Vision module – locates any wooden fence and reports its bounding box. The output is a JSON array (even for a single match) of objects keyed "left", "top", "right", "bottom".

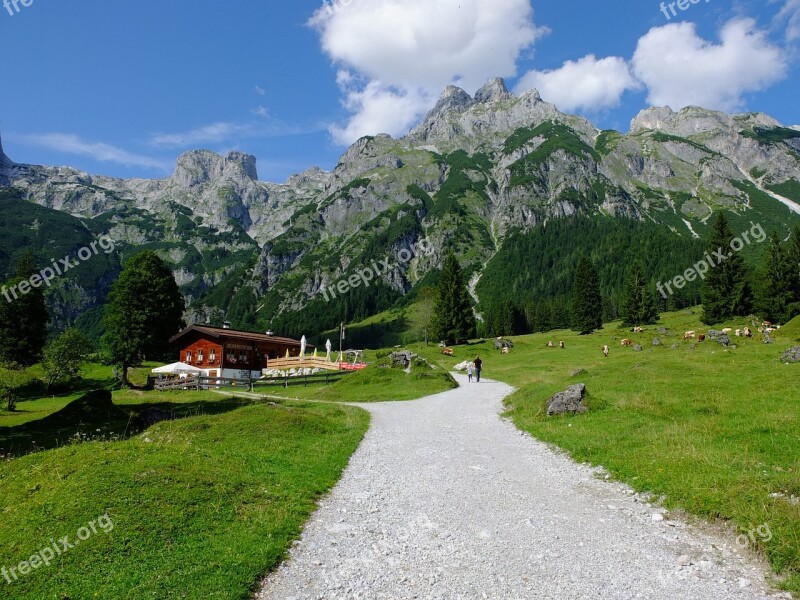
[{"left": 152, "top": 370, "right": 351, "bottom": 392}]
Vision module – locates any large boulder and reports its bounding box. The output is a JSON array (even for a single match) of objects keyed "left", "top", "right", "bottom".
[
  {"left": 494, "top": 338, "right": 514, "bottom": 349},
  {"left": 389, "top": 350, "right": 417, "bottom": 368},
  {"left": 546, "top": 384, "right": 588, "bottom": 416},
  {"left": 782, "top": 347, "right": 800, "bottom": 363},
  {"left": 707, "top": 330, "right": 731, "bottom": 346}
]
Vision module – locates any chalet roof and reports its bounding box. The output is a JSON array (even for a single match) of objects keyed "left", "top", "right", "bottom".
[{"left": 170, "top": 325, "right": 305, "bottom": 347}]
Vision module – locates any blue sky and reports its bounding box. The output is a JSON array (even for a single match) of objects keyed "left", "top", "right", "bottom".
[{"left": 1, "top": 0, "right": 798, "bottom": 183}]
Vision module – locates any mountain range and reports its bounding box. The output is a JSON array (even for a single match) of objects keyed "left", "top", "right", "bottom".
[{"left": 2, "top": 77, "right": 800, "bottom": 341}]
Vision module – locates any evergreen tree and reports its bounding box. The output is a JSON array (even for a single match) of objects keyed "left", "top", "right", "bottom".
[
  {"left": 621, "top": 261, "right": 659, "bottom": 326},
  {"left": 101, "top": 251, "right": 185, "bottom": 385},
  {"left": 571, "top": 256, "right": 603, "bottom": 334},
  {"left": 790, "top": 226, "right": 800, "bottom": 318},
  {"left": 0, "top": 254, "right": 49, "bottom": 367},
  {"left": 757, "top": 232, "right": 797, "bottom": 323},
  {"left": 701, "top": 213, "right": 753, "bottom": 324},
  {"left": 432, "top": 253, "right": 476, "bottom": 345}
]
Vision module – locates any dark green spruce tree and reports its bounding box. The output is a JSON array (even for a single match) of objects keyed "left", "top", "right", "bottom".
[
  {"left": 571, "top": 256, "right": 603, "bottom": 335},
  {"left": 432, "top": 253, "right": 476, "bottom": 345},
  {"left": 790, "top": 225, "right": 800, "bottom": 318},
  {"left": 101, "top": 251, "right": 186, "bottom": 385},
  {"left": 758, "top": 231, "right": 798, "bottom": 324},
  {"left": 701, "top": 213, "right": 753, "bottom": 325},
  {"left": 0, "top": 252, "right": 49, "bottom": 366},
  {"left": 621, "top": 261, "right": 659, "bottom": 326}
]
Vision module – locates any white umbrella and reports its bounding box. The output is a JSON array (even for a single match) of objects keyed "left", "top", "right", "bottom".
[
  {"left": 152, "top": 362, "right": 201, "bottom": 375},
  {"left": 325, "top": 339, "right": 332, "bottom": 362},
  {"left": 300, "top": 335, "right": 307, "bottom": 357}
]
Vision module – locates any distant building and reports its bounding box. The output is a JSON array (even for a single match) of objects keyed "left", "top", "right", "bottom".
[{"left": 169, "top": 325, "right": 306, "bottom": 379}]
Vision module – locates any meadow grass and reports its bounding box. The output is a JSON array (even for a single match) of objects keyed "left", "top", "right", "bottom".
[
  {"left": 0, "top": 394, "right": 369, "bottom": 599},
  {"left": 414, "top": 309, "right": 800, "bottom": 593}
]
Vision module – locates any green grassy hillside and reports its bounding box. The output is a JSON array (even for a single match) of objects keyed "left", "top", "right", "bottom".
[{"left": 415, "top": 309, "right": 800, "bottom": 594}]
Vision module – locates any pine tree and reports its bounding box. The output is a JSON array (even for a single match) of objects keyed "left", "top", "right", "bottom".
[
  {"left": 789, "top": 225, "right": 800, "bottom": 318},
  {"left": 621, "top": 261, "right": 659, "bottom": 326},
  {"left": 701, "top": 213, "right": 753, "bottom": 324},
  {"left": 758, "top": 232, "right": 797, "bottom": 323},
  {"left": 571, "top": 256, "right": 603, "bottom": 335},
  {"left": 101, "top": 251, "right": 185, "bottom": 385},
  {"left": 432, "top": 253, "right": 476, "bottom": 345},
  {"left": 0, "top": 253, "right": 49, "bottom": 367}
]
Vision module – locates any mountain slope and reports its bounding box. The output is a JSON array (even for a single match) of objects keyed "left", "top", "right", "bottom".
[{"left": 2, "top": 79, "right": 800, "bottom": 338}]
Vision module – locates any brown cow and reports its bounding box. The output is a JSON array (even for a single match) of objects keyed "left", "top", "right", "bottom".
[
  {"left": 442, "top": 348, "right": 453, "bottom": 356},
  {"left": 697, "top": 334, "right": 706, "bottom": 342},
  {"left": 683, "top": 331, "right": 696, "bottom": 341},
  {"left": 621, "top": 339, "right": 633, "bottom": 347}
]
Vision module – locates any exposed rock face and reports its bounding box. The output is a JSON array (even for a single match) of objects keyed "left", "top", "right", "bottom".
[{"left": 546, "top": 384, "right": 588, "bottom": 416}]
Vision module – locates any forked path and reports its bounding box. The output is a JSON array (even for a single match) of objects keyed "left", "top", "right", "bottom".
[{"left": 258, "top": 375, "right": 786, "bottom": 600}]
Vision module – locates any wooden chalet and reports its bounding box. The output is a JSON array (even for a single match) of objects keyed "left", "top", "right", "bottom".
[{"left": 169, "top": 325, "right": 307, "bottom": 380}]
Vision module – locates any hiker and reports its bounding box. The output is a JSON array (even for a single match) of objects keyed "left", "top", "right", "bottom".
[
  {"left": 466, "top": 362, "right": 474, "bottom": 382},
  {"left": 474, "top": 356, "right": 483, "bottom": 382}
]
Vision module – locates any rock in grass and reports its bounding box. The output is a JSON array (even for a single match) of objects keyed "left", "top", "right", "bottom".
[
  {"left": 782, "top": 346, "right": 800, "bottom": 363},
  {"left": 546, "top": 384, "right": 587, "bottom": 416},
  {"left": 707, "top": 330, "right": 731, "bottom": 346},
  {"left": 571, "top": 368, "right": 588, "bottom": 377},
  {"left": 653, "top": 338, "right": 661, "bottom": 346},
  {"left": 633, "top": 344, "right": 643, "bottom": 352}
]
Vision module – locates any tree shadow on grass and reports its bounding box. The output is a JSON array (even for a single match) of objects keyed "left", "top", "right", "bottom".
[{"left": 0, "top": 390, "right": 258, "bottom": 459}]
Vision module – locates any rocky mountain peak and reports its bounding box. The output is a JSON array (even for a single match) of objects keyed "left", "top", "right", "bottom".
[
  {"left": 226, "top": 151, "right": 258, "bottom": 181},
  {"left": 172, "top": 149, "right": 259, "bottom": 188},
  {"left": 0, "top": 131, "right": 12, "bottom": 167},
  {"left": 474, "top": 77, "right": 512, "bottom": 103}
]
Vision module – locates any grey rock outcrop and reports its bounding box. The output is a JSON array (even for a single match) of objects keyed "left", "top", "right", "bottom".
[
  {"left": 707, "top": 330, "right": 732, "bottom": 346},
  {"left": 546, "top": 384, "right": 588, "bottom": 416},
  {"left": 781, "top": 347, "right": 800, "bottom": 363}
]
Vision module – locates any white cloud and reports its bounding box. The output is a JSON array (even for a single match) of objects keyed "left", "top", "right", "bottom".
[
  {"left": 309, "top": 0, "right": 544, "bottom": 145},
  {"left": 515, "top": 55, "right": 640, "bottom": 113},
  {"left": 632, "top": 19, "right": 788, "bottom": 112},
  {"left": 148, "top": 122, "right": 259, "bottom": 148},
  {"left": 16, "top": 133, "right": 169, "bottom": 171},
  {"left": 776, "top": 0, "right": 800, "bottom": 42},
  {"left": 147, "top": 119, "right": 323, "bottom": 148},
  {"left": 255, "top": 85, "right": 266, "bottom": 96}
]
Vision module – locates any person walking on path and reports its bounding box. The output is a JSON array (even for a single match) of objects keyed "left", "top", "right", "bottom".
[
  {"left": 466, "top": 362, "right": 474, "bottom": 383},
  {"left": 473, "top": 356, "right": 482, "bottom": 382}
]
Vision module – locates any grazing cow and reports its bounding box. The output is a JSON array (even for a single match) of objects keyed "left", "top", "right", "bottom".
[
  {"left": 722, "top": 328, "right": 733, "bottom": 334},
  {"left": 683, "top": 331, "right": 696, "bottom": 341},
  {"left": 442, "top": 348, "right": 453, "bottom": 356},
  {"left": 547, "top": 341, "right": 554, "bottom": 348},
  {"left": 603, "top": 345, "right": 610, "bottom": 357},
  {"left": 744, "top": 327, "right": 753, "bottom": 337},
  {"left": 501, "top": 346, "right": 510, "bottom": 355},
  {"left": 633, "top": 326, "right": 643, "bottom": 334},
  {"left": 559, "top": 341, "right": 565, "bottom": 349},
  {"left": 697, "top": 334, "right": 706, "bottom": 342},
  {"left": 766, "top": 327, "right": 778, "bottom": 334},
  {"left": 621, "top": 339, "right": 634, "bottom": 347},
  {"left": 763, "top": 321, "right": 773, "bottom": 328},
  {"left": 735, "top": 329, "right": 742, "bottom": 337}
]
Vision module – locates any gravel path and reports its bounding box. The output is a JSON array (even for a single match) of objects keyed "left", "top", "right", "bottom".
[{"left": 257, "top": 374, "right": 788, "bottom": 599}]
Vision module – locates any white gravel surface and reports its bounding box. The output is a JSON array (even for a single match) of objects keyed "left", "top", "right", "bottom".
[{"left": 257, "top": 374, "right": 788, "bottom": 599}]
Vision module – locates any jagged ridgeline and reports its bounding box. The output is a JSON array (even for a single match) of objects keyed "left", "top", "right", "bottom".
[{"left": 1, "top": 78, "right": 800, "bottom": 340}]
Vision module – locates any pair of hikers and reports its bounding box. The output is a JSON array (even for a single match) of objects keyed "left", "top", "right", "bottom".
[{"left": 466, "top": 356, "right": 483, "bottom": 383}]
